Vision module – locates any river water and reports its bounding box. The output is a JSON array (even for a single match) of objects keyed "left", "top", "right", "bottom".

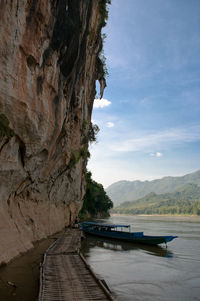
[{"left": 81, "top": 215, "right": 200, "bottom": 301}]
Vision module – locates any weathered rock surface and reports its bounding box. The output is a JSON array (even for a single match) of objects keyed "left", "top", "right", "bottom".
[{"left": 0, "top": 0, "right": 106, "bottom": 264}]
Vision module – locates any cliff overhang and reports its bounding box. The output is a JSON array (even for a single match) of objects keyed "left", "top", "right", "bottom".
[{"left": 0, "top": 0, "right": 108, "bottom": 265}]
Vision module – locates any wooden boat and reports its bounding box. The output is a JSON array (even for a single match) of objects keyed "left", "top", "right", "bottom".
[{"left": 80, "top": 222, "right": 178, "bottom": 245}]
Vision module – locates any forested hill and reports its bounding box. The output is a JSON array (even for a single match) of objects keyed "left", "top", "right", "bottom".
[
  {"left": 112, "top": 183, "right": 200, "bottom": 216},
  {"left": 106, "top": 170, "right": 200, "bottom": 207}
]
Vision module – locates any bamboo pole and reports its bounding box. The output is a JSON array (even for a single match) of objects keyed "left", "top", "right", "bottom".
[{"left": 79, "top": 252, "right": 115, "bottom": 301}]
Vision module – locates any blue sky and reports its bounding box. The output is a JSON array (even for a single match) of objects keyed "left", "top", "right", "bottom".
[{"left": 88, "top": 0, "right": 200, "bottom": 188}]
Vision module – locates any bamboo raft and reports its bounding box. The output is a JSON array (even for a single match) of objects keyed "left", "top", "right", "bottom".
[{"left": 38, "top": 229, "right": 114, "bottom": 301}]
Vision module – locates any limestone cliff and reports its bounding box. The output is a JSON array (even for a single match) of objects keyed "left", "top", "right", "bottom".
[{"left": 0, "top": 0, "right": 107, "bottom": 265}]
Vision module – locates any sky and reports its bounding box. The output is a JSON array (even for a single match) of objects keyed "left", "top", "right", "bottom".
[{"left": 88, "top": 0, "right": 200, "bottom": 188}]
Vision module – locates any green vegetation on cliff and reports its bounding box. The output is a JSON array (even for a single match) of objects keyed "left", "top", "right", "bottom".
[
  {"left": 80, "top": 171, "right": 113, "bottom": 218},
  {"left": 113, "top": 183, "right": 200, "bottom": 215}
]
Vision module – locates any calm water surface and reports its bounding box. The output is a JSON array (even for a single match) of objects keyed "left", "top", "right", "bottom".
[{"left": 81, "top": 215, "right": 200, "bottom": 301}]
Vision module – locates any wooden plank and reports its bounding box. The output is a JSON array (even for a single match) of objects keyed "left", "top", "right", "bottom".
[
  {"left": 46, "top": 229, "right": 82, "bottom": 255},
  {"left": 39, "top": 229, "right": 113, "bottom": 301}
]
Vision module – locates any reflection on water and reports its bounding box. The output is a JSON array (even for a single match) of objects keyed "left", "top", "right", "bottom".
[
  {"left": 81, "top": 215, "right": 200, "bottom": 301},
  {"left": 82, "top": 235, "right": 173, "bottom": 258}
]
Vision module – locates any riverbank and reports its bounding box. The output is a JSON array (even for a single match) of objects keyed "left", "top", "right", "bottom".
[
  {"left": 111, "top": 213, "right": 200, "bottom": 221},
  {"left": 0, "top": 231, "right": 64, "bottom": 301}
]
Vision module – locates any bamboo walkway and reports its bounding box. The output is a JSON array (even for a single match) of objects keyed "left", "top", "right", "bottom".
[{"left": 38, "top": 229, "right": 114, "bottom": 301}]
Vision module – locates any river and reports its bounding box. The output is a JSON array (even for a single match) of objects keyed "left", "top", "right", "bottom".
[{"left": 81, "top": 215, "right": 200, "bottom": 301}]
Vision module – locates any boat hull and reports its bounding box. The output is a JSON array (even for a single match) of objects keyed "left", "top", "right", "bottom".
[{"left": 82, "top": 229, "right": 176, "bottom": 245}]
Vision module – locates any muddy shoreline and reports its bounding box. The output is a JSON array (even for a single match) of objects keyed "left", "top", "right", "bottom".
[{"left": 0, "top": 231, "right": 64, "bottom": 301}]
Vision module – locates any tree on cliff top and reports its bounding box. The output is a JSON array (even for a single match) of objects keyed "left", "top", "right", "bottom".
[{"left": 80, "top": 171, "right": 113, "bottom": 218}]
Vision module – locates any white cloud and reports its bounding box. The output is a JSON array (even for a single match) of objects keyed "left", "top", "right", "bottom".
[
  {"left": 106, "top": 122, "right": 115, "bottom": 128},
  {"left": 150, "top": 152, "right": 163, "bottom": 157},
  {"left": 110, "top": 125, "right": 200, "bottom": 152},
  {"left": 94, "top": 98, "right": 111, "bottom": 109}
]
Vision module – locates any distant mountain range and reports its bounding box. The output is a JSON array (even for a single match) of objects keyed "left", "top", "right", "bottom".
[
  {"left": 106, "top": 170, "right": 200, "bottom": 207},
  {"left": 112, "top": 183, "right": 200, "bottom": 216}
]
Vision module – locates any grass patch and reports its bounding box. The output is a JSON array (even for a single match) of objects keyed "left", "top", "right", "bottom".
[
  {"left": 80, "top": 147, "right": 90, "bottom": 160},
  {"left": 68, "top": 150, "right": 81, "bottom": 168}
]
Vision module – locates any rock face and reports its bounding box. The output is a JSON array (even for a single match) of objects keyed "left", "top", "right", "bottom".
[{"left": 0, "top": 0, "right": 106, "bottom": 264}]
